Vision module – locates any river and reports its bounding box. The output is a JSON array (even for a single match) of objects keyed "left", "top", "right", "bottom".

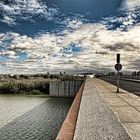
[{"left": 0, "top": 95, "right": 73, "bottom": 140}]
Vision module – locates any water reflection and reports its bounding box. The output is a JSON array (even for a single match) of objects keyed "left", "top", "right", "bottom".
[{"left": 0, "top": 96, "right": 73, "bottom": 140}]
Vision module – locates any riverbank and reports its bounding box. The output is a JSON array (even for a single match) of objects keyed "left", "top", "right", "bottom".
[
  {"left": 0, "top": 93, "right": 50, "bottom": 98},
  {"left": 0, "top": 74, "right": 84, "bottom": 95}
]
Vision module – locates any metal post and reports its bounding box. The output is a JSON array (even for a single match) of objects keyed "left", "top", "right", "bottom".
[
  {"left": 115, "top": 53, "right": 122, "bottom": 93},
  {"left": 117, "top": 69, "right": 119, "bottom": 93}
]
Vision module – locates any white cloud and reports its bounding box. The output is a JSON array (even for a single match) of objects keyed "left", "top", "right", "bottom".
[
  {"left": 1, "top": 15, "right": 16, "bottom": 26},
  {"left": 0, "top": 0, "right": 140, "bottom": 74},
  {"left": 0, "top": 22, "right": 140, "bottom": 74},
  {"left": 99, "top": 0, "right": 140, "bottom": 31},
  {"left": 0, "top": 0, "right": 57, "bottom": 25},
  {"left": 121, "top": 0, "right": 140, "bottom": 9}
]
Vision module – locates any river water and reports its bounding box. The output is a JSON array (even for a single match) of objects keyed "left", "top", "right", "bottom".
[{"left": 0, "top": 95, "right": 73, "bottom": 140}]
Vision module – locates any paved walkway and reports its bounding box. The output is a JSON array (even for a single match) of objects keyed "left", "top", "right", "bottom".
[
  {"left": 95, "top": 78, "right": 140, "bottom": 140},
  {"left": 74, "top": 78, "right": 140, "bottom": 140}
]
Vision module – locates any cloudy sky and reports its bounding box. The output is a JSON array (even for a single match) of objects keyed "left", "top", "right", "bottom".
[{"left": 0, "top": 0, "right": 140, "bottom": 74}]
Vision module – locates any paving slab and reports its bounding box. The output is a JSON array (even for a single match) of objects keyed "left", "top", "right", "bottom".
[
  {"left": 110, "top": 107, "right": 140, "bottom": 123},
  {"left": 123, "top": 99, "right": 140, "bottom": 107},
  {"left": 123, "top": 123, "right": 140, "bottom": 140},
  {"left": 117, "top": 94, "right": 138, "bottom": 99},
  {"left": 101, "top": 92, "right": 118, "bottom": 98},
  {"left": 135, "top": 107, "right": 140, "bottom": 112},
  {"left": 105, "top": 97, "right": 130, "bottom": 107}
]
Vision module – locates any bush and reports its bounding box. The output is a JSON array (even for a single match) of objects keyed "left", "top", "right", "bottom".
[
  {"left": 0, "top": 74, "right": 84, "bottom": 94},
  {"left": 0, "top": 82, "right": 17, "bottom": 93},
  {"left": 0, "top": 80, "right": 49, "bottom": 94},
  {"left": 31, "top": 90, "right": 42, "bottom": 95}
]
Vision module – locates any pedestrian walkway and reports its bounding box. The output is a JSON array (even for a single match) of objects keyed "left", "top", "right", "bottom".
[
  {"left": 74, "top": 78, "right": 140, "bottom": 140},
  {"left": 94, "top": 78, "right": 140, "bottom": 140}
]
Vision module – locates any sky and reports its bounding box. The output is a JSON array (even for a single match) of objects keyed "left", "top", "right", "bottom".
[{"left": 0, "top": 0, "right": 140, "bottom": 74}]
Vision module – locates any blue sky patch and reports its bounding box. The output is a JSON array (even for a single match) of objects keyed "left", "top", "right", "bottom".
[
  {"left": 0, "top": 56, "right": 7, "bottom": 61},
  {"left": 16, "top": 52, "right": 27, "bottom": 61},
  {"left": 62, "top": 43, "right": 83, "bottom": 54}
]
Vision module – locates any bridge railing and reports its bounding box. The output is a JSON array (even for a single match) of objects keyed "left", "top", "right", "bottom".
[{"left": 55, "top": 81, "right": 85, "bottom": 140}]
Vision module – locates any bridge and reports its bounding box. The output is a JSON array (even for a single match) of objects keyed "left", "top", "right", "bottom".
[{"left": 56, "top": 77, "right": 140, "bottom": 140}]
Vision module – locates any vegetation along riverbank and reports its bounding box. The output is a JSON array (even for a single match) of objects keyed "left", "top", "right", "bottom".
[{"left": 0, "top": 74, "right": 84, "bottom": 95}]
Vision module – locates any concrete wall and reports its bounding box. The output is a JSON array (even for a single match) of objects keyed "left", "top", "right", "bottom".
[{"left": 50, "top": 81, "right": 83, "bottom": 97}]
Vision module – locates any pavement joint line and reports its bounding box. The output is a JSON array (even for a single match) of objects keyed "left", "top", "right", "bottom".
[
  {"left": 96, "top": 79, "right": 140, "bottom": 113},
  {"left": 110, "top": 105, "right": 131, "bottom": 107},
  {"left": 123, "top": 122, "right": 140, "bottom": 124},
  {"left": 120, "top": 122, "right": 140, "bottom": 124}
]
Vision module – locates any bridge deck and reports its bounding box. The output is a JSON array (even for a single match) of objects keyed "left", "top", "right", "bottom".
[{"left": 74, "top": 78, "right": 140, "bottom": 140}]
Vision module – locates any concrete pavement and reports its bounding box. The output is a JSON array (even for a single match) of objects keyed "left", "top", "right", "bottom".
[
  {"left": 74, "top": 78, "right": 131, "bottom": 140},
  {"left": 95, "top": 78, "right": 140, "bottom": 140},
  {"left": 74, "top": 78, "right": 140, "bottom": 140}
]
